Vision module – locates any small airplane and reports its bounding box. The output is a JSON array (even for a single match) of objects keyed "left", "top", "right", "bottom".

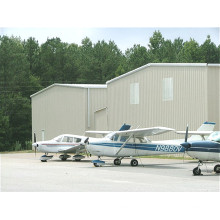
[
  {"left": 32, "top": 134, "right": 88, "bottom": 162},
  {"left": 85, "top": 122, "right": 215, "bottom": 167},
  {"left": 180, "top": 125, "right": 220, "bottom": 175}
]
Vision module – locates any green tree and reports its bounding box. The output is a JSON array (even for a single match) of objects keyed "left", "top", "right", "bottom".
[
  {"left": 148, "top": 30, "right": 165, "bottom": 62},
  {"left": 125, "top": 44, "right": 149, "bottom": 71},
  {"left": 37, "top": 37, "right": 69, "bottom": 86},
  {"left": 179, "top": 38, "right": 201, "bottom": 62},
  {"left": 200, "top": 35, "right": 219, "bottom": 63}
]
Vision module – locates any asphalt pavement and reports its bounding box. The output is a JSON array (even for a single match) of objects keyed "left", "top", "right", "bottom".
[{"left": 0, "top": 153, "right": 219, "bottom": 192}]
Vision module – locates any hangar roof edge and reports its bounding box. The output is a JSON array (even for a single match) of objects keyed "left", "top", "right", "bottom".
[
  {"left": 30, "top": 83, "right": 107, "bottom": 98},
  {"left": 106, "top": 63, "right": 220, "bottom": 84}
]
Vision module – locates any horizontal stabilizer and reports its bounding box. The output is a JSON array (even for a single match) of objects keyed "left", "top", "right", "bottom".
[
  {"left": 85, "top": 130, "right": 112, "bottom": 135},
  {"left": 175, "top": 131, "right": 213, "bottom": 135}
]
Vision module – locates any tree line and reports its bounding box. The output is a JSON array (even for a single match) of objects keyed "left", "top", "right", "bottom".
[{"left": 0, "top": 30, "right": 219, "bottom": 151}]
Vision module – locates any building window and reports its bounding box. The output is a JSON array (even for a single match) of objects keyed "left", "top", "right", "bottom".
[
  {"left": 130, "top": 83, "right": 139, "bottom": 104},
  {"left": 163, "top": 78, "right": 173, "bottom": 101}
]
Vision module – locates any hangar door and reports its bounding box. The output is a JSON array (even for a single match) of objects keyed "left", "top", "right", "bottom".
[{"left": 94, "top": 108, "right": 108, "bottom": 132}]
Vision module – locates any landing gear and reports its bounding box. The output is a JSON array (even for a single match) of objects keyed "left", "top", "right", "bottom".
[
  {"left": 59, "top": 154, "right": 71, "bottom": 161},
  {"left": 40, "top": 154, "right": 53, "bottom": 162},
  {"left": 214, "top": 164, "right": 220, "bottom": 173},
  {"left": 193, "top": 160, "right": 203, "bottom": 175},
  {"left": 93, "top": 163, "right": 100, "bottom": 167},
  {"left": 193, "top": 167, "right": 201, "bottom": 175},
  {"left": 72, "top": 155, "right": 85, "bottom": 161},
  {"left": 130, "top": 159, "right": 138, "bottom": 167},
  {"left": 92, "top": 156, "right": 105, "bottom": 167},
  {"left": 114, "top": 158, "right": 121, "bottom": 166}
]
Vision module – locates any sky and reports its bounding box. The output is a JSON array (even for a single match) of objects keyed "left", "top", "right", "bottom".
[
  {"left": 1, "top": 27, "right": 219, "bottom": 52},
  {"left": 1, "top": 1, "right": 219, "bottom": 53}
]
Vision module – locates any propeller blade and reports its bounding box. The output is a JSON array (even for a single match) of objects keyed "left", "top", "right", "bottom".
[
  {"left": 34, "top": 133, "right": 36, "bottom": 143},
  {"left": 33, "top": 133, "right": 37, "bottom": 157},
  {"left": 185, "top": 124, "right": 189, "bottom": 143},
  {"left": 84, "top": 137, "right": 89, "bottom": 144},
  {"left": 84, "top": 137, "right": 90, "bottom": 157}
]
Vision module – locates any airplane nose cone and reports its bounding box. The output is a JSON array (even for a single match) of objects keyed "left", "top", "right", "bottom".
[
  {"left": 32, "top": 143, "right": 38, "bottom": 148},
  {"left": 180, "top": 142, "right": 191, "bottom": 150}
]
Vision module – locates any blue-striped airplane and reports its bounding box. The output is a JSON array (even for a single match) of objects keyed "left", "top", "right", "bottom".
[
  {"left": 85, "top": 122, "right": 215, "bottom": 167},
  {"left": 180, "top": 125, "right": 220, "bottom": 175}
]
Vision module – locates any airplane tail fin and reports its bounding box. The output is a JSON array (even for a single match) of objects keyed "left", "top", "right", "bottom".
[
  {"left": 119, "top": 123, "right": 131, "bottom": 131},
  {"left": 188, "top": 121, "right": 216, "bottom": 141}
]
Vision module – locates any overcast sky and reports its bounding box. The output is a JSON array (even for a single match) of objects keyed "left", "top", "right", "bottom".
[
  {"left": 1, "top": 1, "right": 219, "bottom": 52},
  {"left": 1, "top": 27, "right": 219, "bottom": 52}
]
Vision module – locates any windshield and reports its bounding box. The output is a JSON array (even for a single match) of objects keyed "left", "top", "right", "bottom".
[
  {"left": 53, "top": 135, "right": 63, "bottom": 142},
  {"left": 208, "top": 131, "right": 220, "bottom": 143}
]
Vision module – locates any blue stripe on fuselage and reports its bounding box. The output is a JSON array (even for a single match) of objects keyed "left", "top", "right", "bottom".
[{"left": 89, "top": 142, "right": 185, "bottom": 153}]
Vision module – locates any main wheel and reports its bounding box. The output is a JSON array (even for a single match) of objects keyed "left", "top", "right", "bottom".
[
  {"left": 214, "top": 164, "right": 220, "bottom": 173},
  {"left": 130, "top": 159, "right": 138, "bottom": 167},
  {"left": 114, "top": 158, "right": 121, "bottom": 166},
  {"left": 93, "top": 163, "right": 100, "bottom": 167},
  {"left": 193, "top": 167, "right": 201, "bottom": 175}
]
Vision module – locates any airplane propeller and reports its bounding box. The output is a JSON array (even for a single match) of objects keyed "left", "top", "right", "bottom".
[
  {"left": 84, "top": 137, "right": 90, "bottom": 157},
  {"left": 33, "top": 133, "right": 38, "bottom": 157},
  {"left": 181, "top": 124, "right": 191, "bottom": 151}
]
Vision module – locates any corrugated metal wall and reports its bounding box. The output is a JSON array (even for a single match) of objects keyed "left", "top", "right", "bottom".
[
  {"left": 107, "top": 64, "right": 219, "bottom": 140},
  {"left": 207, "top": 66, "right": 220, "bottom": 130},
  {"left": 32, "top": 86, "right": 87, "bottom": 141},
  {"left": 87, "top": 88, "right": 107, "bottom": 131},
  {"left": 31, "top": 64, "right": 219, "bottom": 142}
]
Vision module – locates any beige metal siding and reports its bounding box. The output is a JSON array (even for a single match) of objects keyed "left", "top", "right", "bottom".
[
  {"left": 94, "top": 108, "right": 108, "bottom": 133},
  {"left": 86, "top": 88, "right": 107, "bottom": 130},
  {"left": 32, "top": 86, "right": 86, "bottom": 141},
  {"left": 107, "top": 65, "right": 209, "bottom": 140},
  {"left": 207, "top": 66, "right": 220, "bottom": 130},
  {"left": 32, "top": 85, "right": 107, "bottom": 141}
]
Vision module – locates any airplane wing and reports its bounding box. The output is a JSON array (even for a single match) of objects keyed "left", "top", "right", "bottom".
[
  {"left": 58, "top": 144, "right": 85, "bottom": 153},
  {"left": 175, "top": 131, "right": 213, "bottom": 135},
  {"left": 85, "top": 131, "right": 113, "bottom": 136},
  {"left": 114, "top": 127, "right": 175, "bottom": 137}
]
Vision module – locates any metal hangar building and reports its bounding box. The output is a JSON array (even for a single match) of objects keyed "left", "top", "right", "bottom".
[
  {"left": 31, "top": 84, "right": 107, "bottom": 141},
  {"left": 31, "top": 63, "right": 220, "bottom": 141}
]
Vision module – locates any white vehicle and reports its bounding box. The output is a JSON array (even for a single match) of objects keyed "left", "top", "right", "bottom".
[
  {"left": 85, "top": 122, "right": 215, "bottom": 167},
  {"left": 32, "top": 134, "right": 88, "bottom": 162},
  {"left": 180, "top": 125, "right": 220, "bottom": 175}
]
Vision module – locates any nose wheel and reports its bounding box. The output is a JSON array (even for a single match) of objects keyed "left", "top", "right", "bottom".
[
  {"left": 193, "top": 161, "right": 203, "bottom": 176},
  {"left": 193, "top": 167, "right": 201, "bottom": 175}
]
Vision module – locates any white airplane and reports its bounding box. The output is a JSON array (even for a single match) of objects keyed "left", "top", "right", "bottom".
[
  {"left": 85, "top": 122, "right": 215, "bottom": 167},
  {"left": 180, "top": 125, "right": 220, "bottom": 175},
  {"left": 32, "top": 134, "right": 88, "bottom": 162}
]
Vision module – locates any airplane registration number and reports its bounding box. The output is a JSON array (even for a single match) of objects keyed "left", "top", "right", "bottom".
[{"left": 155, "top": 145, "right": 182, "bottom": 152}]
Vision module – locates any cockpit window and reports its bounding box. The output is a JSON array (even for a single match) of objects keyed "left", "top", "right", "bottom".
[
  {"left": 75, "top": 138, "right": 81, "bottom": 143},
  {"left": 54, "top": 136, "right": 62, "bottom": 142},
  {"left": 208, "top": 132, "right": 220, "bottom": 143},
  {"left": 62, "top": 136, "right": 75, "bottom": 143},
  {"left": 120, "top": 136, "right": 129, "bottom": 142}
]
